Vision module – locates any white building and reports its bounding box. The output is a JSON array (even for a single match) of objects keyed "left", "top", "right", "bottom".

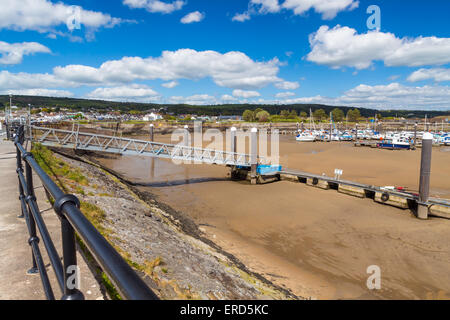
[{"left": 143, "top": 112, "right": 163, "bottom": 121}]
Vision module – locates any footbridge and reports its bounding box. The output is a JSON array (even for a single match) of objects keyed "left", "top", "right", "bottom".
[{"left": 29, "top": 125, "right": 267, "bottom": 167}]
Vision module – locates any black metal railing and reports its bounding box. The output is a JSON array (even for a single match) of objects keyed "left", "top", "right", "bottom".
[{"left": 13, "top": 125, "right": 158, "bottom": 300}]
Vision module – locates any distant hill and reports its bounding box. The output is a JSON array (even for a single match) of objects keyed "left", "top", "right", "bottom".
[{"left": 1, "top": 95, "right": 448, "bottom": 119}]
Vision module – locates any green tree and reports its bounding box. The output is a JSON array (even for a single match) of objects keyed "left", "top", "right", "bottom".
[
  {"left": 347, "top": 108, "right": 361, "bottom": 122},
  {"left": 288, "top": 110, "right": 298, "bottom": 119},
  {"left": 256, "top": 110, "right": 270, "bottom": 122},
  {"left": 313, "top": 109, "right": 327, "bottom": 122},
  {"left": 243, "top": 109, "right": 255, "bottom": 122},
  {"left": 280, "top": 110, "right": 290, "bottom": 118},
  {"left": 331, "top": 108, "right": 344, "bottom": 122},
  {"left": 299, "top": 111, "right": 307, "bottom": 118}
]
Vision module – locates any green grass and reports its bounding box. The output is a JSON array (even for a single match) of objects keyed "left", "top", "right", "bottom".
[{"left": 32, "top": 143, "right": 88, "bottom": 187}]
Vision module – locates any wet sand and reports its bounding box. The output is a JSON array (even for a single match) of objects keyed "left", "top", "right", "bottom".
[{"left": 95, "top": 135, "right": 450, "bottom": 300}]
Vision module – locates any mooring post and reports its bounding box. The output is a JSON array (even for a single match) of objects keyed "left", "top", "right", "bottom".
[
  {"left": 329, "top": 121, "right": 332, "bottom": 142},
  {"left": 414, "top": 122, "right": 417, "bottom": 147},
  {"left": 250, "top": 128, "right": 258, "bottom": 185},
  {"left": 417, "top": 132, "right": 433, "bottom": 220},
  {"left": 149, "top": 124, "right": 154, "bottom": 142},
  {"left": 355, "top": 124, "right": 358, "bottom": 141}
]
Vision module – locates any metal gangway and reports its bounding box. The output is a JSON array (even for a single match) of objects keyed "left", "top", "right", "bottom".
[{"left": 29, "top": 125, "right": 265, "bottom": 167}]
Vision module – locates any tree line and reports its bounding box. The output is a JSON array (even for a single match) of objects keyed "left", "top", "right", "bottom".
[
  {"left": 242, "top": 107, "right": 368, "bottom": 122},
  {"left": 1, "top": 95, "right": 448, "bottom": 119}
]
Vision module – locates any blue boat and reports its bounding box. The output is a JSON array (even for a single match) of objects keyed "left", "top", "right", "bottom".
[{"left": 377, "top": 138, "right": 411, "bottom": 150}]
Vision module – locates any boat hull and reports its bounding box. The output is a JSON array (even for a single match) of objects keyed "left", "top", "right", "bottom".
[{"left": 377, "top": 143, "right": 411, "bottom": 150}]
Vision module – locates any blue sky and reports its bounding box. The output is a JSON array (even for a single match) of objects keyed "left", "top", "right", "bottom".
[{"left": 0, "top": 0, "right": 449, "bottom": 110}]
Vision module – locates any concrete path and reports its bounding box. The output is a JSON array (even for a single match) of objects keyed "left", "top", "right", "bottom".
[{"left": 0, "top": 139, "right": 104, "bottom": 300}]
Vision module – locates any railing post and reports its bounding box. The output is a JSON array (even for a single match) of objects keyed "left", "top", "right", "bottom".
[
  {"left": 25, "top": 160, "right": 39, "bottom": 274},
  {"left": 230, "top": 127, "right": 237, "bottom": 159},
  {"left": 61, "top": 214, "right": 84, "bottom": 300},
  {"left": 250, "top": 128, "right": 258, "bottom": 185},
  {"left": 183, "top": 125, "right": 189, "bottom": 159},
  {"left": 417, "top": 132, "right": 433, "bottom": 220},
  {"left": 6, "top": 122, "right": 10, "bottom": 140},
  {"left": 16, "top": 141, "right": 25, "bottom": 219}
]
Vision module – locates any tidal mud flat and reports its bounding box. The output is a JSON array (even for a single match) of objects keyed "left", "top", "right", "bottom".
[
  {"left": 93, "top": 135, "right": 450, "bottom": 300},
  {"left": 51, "top": 148, "right": 296, "bottom": 300}
]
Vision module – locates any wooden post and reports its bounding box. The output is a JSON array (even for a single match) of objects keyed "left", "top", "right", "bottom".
[{"left": 149, "top": 124, "right": 154, "bottom": 141}]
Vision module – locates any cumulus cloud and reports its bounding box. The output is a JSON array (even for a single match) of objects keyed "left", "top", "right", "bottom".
[
  {"left": 123, "top": 0, "right": 185, "bottom": 14},
  {"left": 307, "top": 25, "right": 450, "bottom": 70},
  {"left": 233, "top": 0, "right": 358, "bottom": 22},
  {"left": 407, "top": 68, "right": 450, "bottom": 83},
  {"left": 221, "top": 94, "right": 238, "bottom": 102},
  {"left": 0, "top": 0, "right": 122, "bottom": 34},
  {"left": 274, "top": 80, "right": 300, "bottom": 90},
  {"left": 0, "top": 71, "right": 76, "bottom": 90},
  {"left": 180, "top": 11, "right": 204, "bottom": 24},
  {"left": 53, "top": 49, "right": 283, "bottom": 89},
  {"left": 1, "top": 88, "right": 74, "bottom": 97},
  {"left": 161, "top": 81, "right": 179, "bottom": 88},
  {"left": 86, "top": 84, "right": 159, "bottom": 102},
  {"left": 0, "top": 41, "right": 51, "bottom": 65},
  {"left": 283, "top": 83, "right": 450, "bottom": 110},
  {"left": 232, "top": 89, "right": 261, "bottom": 98},
  {"left": 282, "top": 0, "right": 359, "bottom": 19},
  {"left": 275, "top": 91, "right": 295, "bottom": 98}
]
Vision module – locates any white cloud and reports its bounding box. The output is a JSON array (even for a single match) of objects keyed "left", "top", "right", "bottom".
[
  {"left": 234, "top": 0, "right": 358, "bottom": 21},
  {"left": 307, "top": 25, "right": 450, "bottom": 70},
  {"left": 283, "top": 83, "right": 450, "bottom": 110},
  {"left": 407, "top": 68, "right": 450, "bottom": 83},
  {"left": 180, "top": 11, "right": 204, "bottom": 24},
  {"left": 169, "top": 94, "right": 217, "bottom": 105},
  {"left": 123, "top": 0, "right": 185, "bottom": 14},
  {"left": 221, "top": 94, "right": 238, "bottom": 102},
  {"left": 1, "top": 88, "right": 74, "bottom": 97},
  {"left": 86, "top": 84, "right": 159, "bottom": 102},
  {"left": 0, "top": 71, "right": 75, "bottom": 90},
  {"left": 275, "top": 80, "right": 300, "bottom": 90},
  {"left": 232, "top": 12, "right": 251, "bottom": 22},
  {"left": 282, "top": 0, "right": 359, "bottom": 19},
  {"left": 53, "top": 49, "right": 283, "bottom": 89},
  {"left": 161, "top": 81, "right": 179, "bottom": 88},
  {"left": 0, "top": 41, "right": 51, "bottom": 65},
  {"left": 0, "top": 0, "right": 122, "bottom": 33},
  {"left": 275, "top": 91, "right": 295, "bottom": 98},
  {"left": 252, "top": 0, "right": 281, "bottom": 13},
  {"left": 232, "top": 89, "right": 260, "bottom": 98}
]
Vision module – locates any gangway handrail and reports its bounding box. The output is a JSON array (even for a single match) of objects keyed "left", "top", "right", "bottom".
[
  {"left": 30, "top": 125, "right": 268, "bottom": 166},
  {"left": 13, "top": 125, "right": 158, "bottom": 300}
]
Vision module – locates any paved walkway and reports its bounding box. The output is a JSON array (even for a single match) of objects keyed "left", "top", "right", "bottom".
[{"left": 0, "top": 139, "right": 104, "bottom": 300}]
